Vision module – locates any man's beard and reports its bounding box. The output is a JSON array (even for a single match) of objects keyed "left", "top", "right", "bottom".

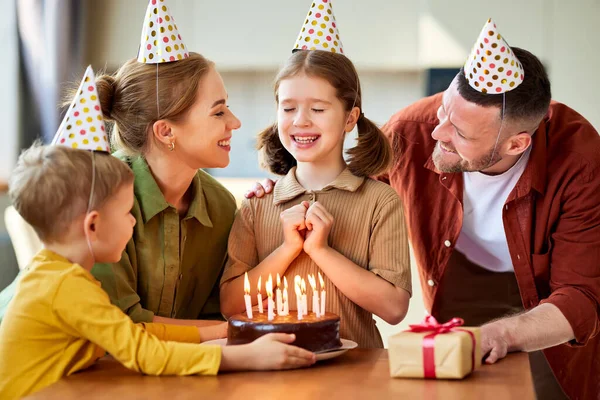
[{"left": 432, "top": 141, "right": 502, "bottom": 173}]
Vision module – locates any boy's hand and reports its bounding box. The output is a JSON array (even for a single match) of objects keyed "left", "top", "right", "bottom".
[
  {"left": 280, "top": 201, "right": 309, "bottom": 254},
  {"left": 249, "top": 334, "right": 316, "bottom": 370},
  {"left": 219, "top": 333, "right": 316, "bottom": 371},
  {"left": 303, "top": 202, "right": 333, "bottom": 256},
  {"left": 245, "top": 179, "right": 276, "bottom": 199}
]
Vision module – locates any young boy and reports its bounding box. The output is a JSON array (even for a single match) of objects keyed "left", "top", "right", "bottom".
[{"left": 0, "top": 144, "right": 314, "bottom": 399}]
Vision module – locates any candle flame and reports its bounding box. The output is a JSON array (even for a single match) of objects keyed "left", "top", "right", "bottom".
[
  {"left": 277, "top": 273, "right": 281, "bottom": 288},
  {"left": 301, "top": 278, "right": 307, "bottom": 294},
  {"left": 244, "top": 272, "right": 250, "bottom": 294},
  {"left": 308, "top": 274, "right": 317, "bottom": 291},
  {"left": 266, "top": 274, "right": 273, "bottom": 298},
  {"left": 295, "top": 281, "right": 302, "bottom": 297},
  {"left": 257, "top": 275, "right": 262, "bottom": 293},
  {"left": 318, "top": 272, "right": 324, "bottom": 289},
  {"left": 283, "top": 276, "right": 288, "bottom": 289},
  {"left": 283, "top": 288, "right": 288, "bottom": 302}
]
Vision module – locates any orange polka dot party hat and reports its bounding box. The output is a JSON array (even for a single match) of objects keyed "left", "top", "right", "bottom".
[
  {"left": 137, "top": 0, "right": 188, "bottom": 63},
  {"left": 294, "top": 0, "right": 344, "bottom": 54},
  {"left": 464, "top": 18, "right": 524, "bottom": 94},
  {"left": 51, "top": 66, "right": 109, "bottom": 152}
]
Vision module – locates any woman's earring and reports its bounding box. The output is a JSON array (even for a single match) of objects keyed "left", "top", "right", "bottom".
[{"left": 168, "top": 140, "right": 175, "bottom": 152}]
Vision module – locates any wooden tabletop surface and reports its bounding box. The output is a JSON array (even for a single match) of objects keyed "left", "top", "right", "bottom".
[{"left": 26, "top": 350, "right": 534, "bottom": 400}]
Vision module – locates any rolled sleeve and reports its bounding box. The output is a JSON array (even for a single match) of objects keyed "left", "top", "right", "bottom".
[
  {"left": 540, "top": 288, "right": 598, "bottom": 346},
  {"left": 539, "top": 171, "right": 600, "bottom": 346}
]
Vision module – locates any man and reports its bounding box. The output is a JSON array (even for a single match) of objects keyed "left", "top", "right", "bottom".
[
  {"left": 376, "top": 21, "right": 599, "bottom": 400},
  {"left": 249, "top": 20, "right": 599, "bottom": 399}
]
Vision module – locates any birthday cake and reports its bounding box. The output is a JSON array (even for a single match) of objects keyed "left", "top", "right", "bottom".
[{"left": 227, "top": 312, "right": 342, "bottom": 352}]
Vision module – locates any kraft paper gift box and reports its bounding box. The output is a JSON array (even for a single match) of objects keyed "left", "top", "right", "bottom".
[{"left": 389, "top": 316, "right": 482, "bottom": 379}]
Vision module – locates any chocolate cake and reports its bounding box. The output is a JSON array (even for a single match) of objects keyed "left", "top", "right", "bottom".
[{"left": 227, "top": 312, "right": 342, "bottom": 352}]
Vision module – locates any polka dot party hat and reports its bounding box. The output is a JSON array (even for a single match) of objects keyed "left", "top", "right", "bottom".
[
  {"left": 293, "top": 0, "right": 344, "bottom": 54},
  {"left": 464, "top": 18, "right": 524, "bottom": 94},
  {"left": 137, "top": 0, "right": 188, "bottom": 63},
  {"left": 52, "top": 66, "right": 110, "bottom": 152}
]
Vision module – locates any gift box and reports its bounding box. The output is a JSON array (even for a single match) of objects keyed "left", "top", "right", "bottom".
[{"left": 389, "top": 316, "right": 482, "bottom": 379}]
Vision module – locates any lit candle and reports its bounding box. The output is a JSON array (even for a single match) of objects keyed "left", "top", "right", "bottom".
[
  {"left": 257, "top": 276, "right": 263, "bottom": 314},
  {"left": 283, "top": 276, "right": 289, "bottom": 316},
  {"left": 244, "top": 272, "right": 253, "bottom": 319},
  {"left": 319, "top": 272, "right": 326, "bottom": 316},
  {"left": 308, "top": 274, "right": 320, "bottom": 318},
  {"left": 301, "top": 278, "right": 308, "bottom": 317},
  {"left": 295, "top": 278, "right": 302, "bottom": 320},
  {"left": 276, "top": 273, "right": 283, "bottom": 315},
  {"left": 266, "top": 274, "right": 274, "bottom": 321}
]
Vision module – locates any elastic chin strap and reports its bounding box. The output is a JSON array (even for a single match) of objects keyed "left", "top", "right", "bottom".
[
  {"left": 85, "top": 151, "right": 97, "bottom": 264},
  {"left": 156, "top": 63, "right": 160, "bottom": 118},
  {"left": 485, "top": 92, "right": 506, "bottom": 169}
]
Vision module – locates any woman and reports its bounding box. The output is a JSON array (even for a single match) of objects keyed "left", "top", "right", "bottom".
[{"left": 92, "top": 52, "right": 240, "bottom": 332}]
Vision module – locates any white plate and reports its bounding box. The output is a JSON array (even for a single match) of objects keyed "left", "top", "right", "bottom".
[
  {"left": 203, "top": 338, "right": 357, "bottom": 362},
  {"left": 314, "top": 339, "right": 358, "bottom": 361}
]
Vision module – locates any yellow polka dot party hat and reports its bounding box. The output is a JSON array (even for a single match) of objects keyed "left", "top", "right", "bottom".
[
  {"left": 52, "top": 66, "right": 109, "bottom": 152},
  {"left": 464, "top": 18, "right": 524, "bottom": 94},
  {"left": 294, "top": 0, "right": 344, "bottom": 54},
  {"left": 137, "top": 0, "right": 188, "bottom": 63}
]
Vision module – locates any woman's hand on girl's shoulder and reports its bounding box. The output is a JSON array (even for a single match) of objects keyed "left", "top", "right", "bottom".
[{"left": 245, "top": 178, "right": 276, "bottom": 199}]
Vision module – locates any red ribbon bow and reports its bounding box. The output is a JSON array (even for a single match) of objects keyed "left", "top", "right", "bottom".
[{"left": 407, "top": 316, "right": 476, "bottom": 379}]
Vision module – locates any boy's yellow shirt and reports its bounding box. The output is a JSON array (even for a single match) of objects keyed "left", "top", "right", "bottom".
[{"left": 0, "top": 249, "right": 221, "bottom": 399}]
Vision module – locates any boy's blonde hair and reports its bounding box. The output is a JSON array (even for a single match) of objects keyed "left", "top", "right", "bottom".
[{"left": 9, "top": 144, "right": 134, "bottom": 243}]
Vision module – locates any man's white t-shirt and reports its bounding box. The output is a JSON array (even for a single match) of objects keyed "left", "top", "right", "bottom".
[{"left": 455, "top": 147, "right": 532, "bottom": 272}]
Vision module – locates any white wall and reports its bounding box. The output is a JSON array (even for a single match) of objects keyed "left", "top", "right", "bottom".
[
  {"left": 88, "top": 0, "right": 421, "bottom": 71},
  {"left": 0, "top": 0, "right": 19, "bottom": 182},
  {"left": 420, "top": 0, "right": 600, "bottom": 127},
  {"left": 548, "top": 0, "right": 600, "bottom": 128},
  {"left": 87, "top": 0, "right": 600, "bottom": 133}
]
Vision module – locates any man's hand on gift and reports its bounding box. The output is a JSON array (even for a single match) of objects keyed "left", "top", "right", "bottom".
[
  {"left": 480, "top": 303, "right": 575, "bottom": 365},
  {"left": 480, "top": 322, "right": 510, "bottom": 364}
]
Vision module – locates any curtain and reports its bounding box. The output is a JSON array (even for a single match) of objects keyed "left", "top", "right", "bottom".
[{"left": 17, "top": 0, "right": 87, "bottom": 145}]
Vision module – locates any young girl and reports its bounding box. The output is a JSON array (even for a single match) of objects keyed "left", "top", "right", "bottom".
[{"left": 220, "top": 49, "right": 411, "bottom": 348}]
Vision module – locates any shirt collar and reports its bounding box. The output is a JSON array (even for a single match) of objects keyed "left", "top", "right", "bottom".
[
  {"left": 130, "top": 156, "right": 213, "bottom": 227},
  {"left": 272, "top": 166, "right": 365, "bottom": 206},
  {"left": 34, "top": 249, "right": 100, "bottom": 285}
]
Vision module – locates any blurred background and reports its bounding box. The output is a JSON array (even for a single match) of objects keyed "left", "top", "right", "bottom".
[{"left": 1, "top": 0, "right": 598, "bottom": 345}]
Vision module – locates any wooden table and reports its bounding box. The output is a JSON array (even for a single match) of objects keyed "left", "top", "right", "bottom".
[{"left": 26, "top": 350, "right": 534, "bottom": 399}]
